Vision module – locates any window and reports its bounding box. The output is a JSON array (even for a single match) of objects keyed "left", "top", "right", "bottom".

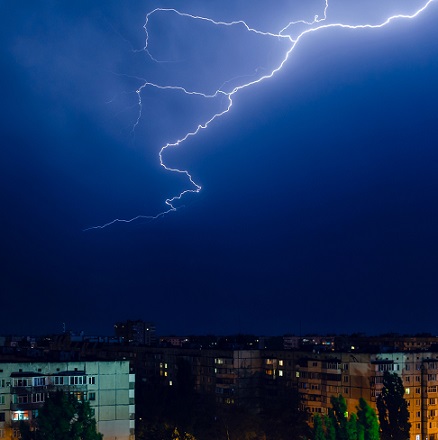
[
  {"left": 279, "top": 360, "right": 284, "bottom": 367},
  {"left": 69, "top": 376, "right": 85, "bottom": 385},
  {"left": 33, "top": 377, "right": 45, "bottom": 386},
  {"left": 430, "top": 410, "right": 436, "bottom": 417},
  {"left": 377, "top": 363, "right": 399, "bottom": 372},
  {"left": 405, "top": 388, "right": 410, "bottom": 394},
  {"left": 371, "top": 376, "right": 384, "bottom": 385},
  {"left": 430, "top": 398, "right": 437, "bottom": 405},
  {"left": 13, "top": 395, "right": 29, "bottom": 404},
  {"left": 0, "top": 396, "right": 4, "bottom": 405},
  {"left": 0, "top": 380, "right": 4, "bottom": 388},
  {"left": 416, "top": 388, "right": 421, "bottom": 394},
  {"left": 429, "top": 374, "right": 437, "bottom": 381},
  {"left": 416, "top": 411, "right": 421, "bottom": 418},
  {"left": 405, "top": 376, "right": 410, "bottom": 382},
  {"left": 72, "top": 392, "right": 83, "bottom": 401},
  {"left": 54, "top": 376, "right": 64, "bottom": 385},
  {"left": 88, "top": 376, "right": 95, "bottom": 385},
  {"left": 12, "top": 411, "right": 29, "bottom": 421},
  {"left": 416, "top": 376, "right": 420, "bottom": 382},
  {"left": 31, "top": 393, "right": 44, "bottom": 403},
  {"left": 429, "top": 386, "right": 438, "bottom": 393},
  {"left": 343, "top": 376, "right": 349, "bottom": 383},
  {"left": 13, "top": 379, "right": 30, "bottom": 387},
  {"left": 278, "top": 370, "right": 284, "bottom": 377},
  {"left": 0, "top": 412, "right": 5, "bottom": 421},
  {"left": 13, "top": 429, "right": 21, "bottom": 439}
]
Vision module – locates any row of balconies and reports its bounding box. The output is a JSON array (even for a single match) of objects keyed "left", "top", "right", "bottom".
[{"left": 10, "top": 384, "right": 87, "bottom": 394}]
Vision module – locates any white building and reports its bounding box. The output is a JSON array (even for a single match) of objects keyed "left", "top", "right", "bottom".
[{"left": 0, "top": 360, "right": 134, "bottom": 440}]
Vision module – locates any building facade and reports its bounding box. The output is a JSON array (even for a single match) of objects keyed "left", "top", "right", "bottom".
[
  {"left": 0, "top": 360, "right": 134, "bottom": 440},
  {"left": 295, "top": 351, "right": 438, "bottom": 440}
]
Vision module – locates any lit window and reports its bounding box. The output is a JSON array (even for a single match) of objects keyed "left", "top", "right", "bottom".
[
  {"left": 278, "top": 370, "right": 284, "bottom": 377},
  {"left": 405, "top": 388, "right": 410, "bottom": 394},
  {"left": 169, "top": 381, "right": 173, "bottom": 386},
  {"left": 12, "top": 411, "right": 29, "bottom": 421},
  {"left": 279, "top": 360, "right": 284, "bottom": 367}
]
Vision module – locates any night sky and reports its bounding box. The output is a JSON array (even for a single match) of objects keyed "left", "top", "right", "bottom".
[{"left": 1, "top": 0, "right": 438, "bottom": 337}]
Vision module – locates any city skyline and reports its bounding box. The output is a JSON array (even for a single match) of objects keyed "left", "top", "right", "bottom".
[{"left": 1, "top": 0, "right": 438, "bottom": 337}]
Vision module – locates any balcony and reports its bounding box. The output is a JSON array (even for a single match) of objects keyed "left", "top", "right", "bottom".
[{"left": 10, "top": 402, "right": 42, "bottom": 411}]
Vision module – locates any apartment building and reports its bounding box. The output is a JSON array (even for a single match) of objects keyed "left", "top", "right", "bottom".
[
  {"left": 0, "top": 360, "right": 134, "bottom": 440},
  {"left": 21, "top": 332, "right": 437, "bottom": 440},
  {"left": 114, "top": 320, "right": 156, "bottom": 346},
  {"left": 295, "top": 351, "right": 438, "bottom": 440}
]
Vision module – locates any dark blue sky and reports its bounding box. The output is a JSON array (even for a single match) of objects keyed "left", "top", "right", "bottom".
[{"left": 1, "top": 0, "right": 438, "bottom": 337}]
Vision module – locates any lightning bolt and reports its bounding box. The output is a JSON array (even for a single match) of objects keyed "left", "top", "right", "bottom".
[{"left": 85, "top": 0, "right": 436, "bottom": 231}]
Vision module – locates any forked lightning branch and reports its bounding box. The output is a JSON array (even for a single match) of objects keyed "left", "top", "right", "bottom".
[{"left": 85, "top": 0, "right": 436, "bottom": 231}]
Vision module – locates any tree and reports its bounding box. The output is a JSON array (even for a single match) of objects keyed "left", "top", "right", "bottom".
[
  {"left": 357, "top": 397, "right": 380, "bottom": 440},
  {"left": 324, "top": 415, "right": 337, "bottom": 440},
  {"left": 313, "top": 395, "right": 380, "bottom": 440},
  {"left": 313, "top": 415, "right": 326, "bottom": 440},
  {"left": 346, "top": 413, "right": 359, "bottom": 440},
  {"left": 21, "top": 391, "right": 103, "bottom": 440},
  {"left": 377, "top": 371, "right": 410, "bottom": 440},
  {"left": 328, "top": 395, "right": 349, "bottom": 440}
]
